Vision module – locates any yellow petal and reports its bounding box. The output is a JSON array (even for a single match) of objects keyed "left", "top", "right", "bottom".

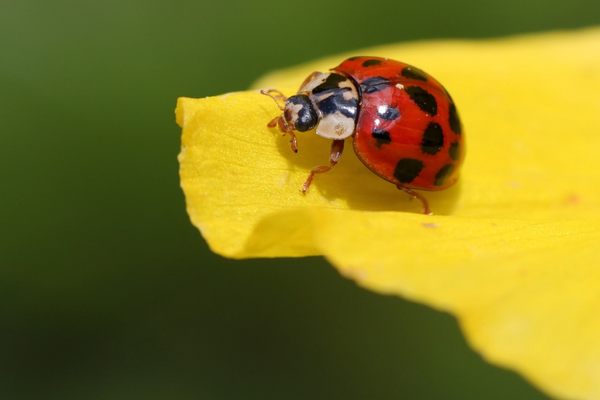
[{"left": 177, "top": 27, "right": 600, "bottom": 400}]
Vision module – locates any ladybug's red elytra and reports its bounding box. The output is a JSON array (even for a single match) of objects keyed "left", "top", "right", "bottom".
[{"left": 262, "top": 56, "right": 464, "bottom": 215}]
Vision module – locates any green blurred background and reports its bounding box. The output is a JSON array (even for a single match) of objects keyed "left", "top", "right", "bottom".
[{"left": 2, "top": 1, "right": 599, "bottom": 399}]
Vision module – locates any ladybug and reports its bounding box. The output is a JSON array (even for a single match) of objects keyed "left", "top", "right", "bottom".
[{"left": 261, "top": 56, "right": 464, "bottom": 215}]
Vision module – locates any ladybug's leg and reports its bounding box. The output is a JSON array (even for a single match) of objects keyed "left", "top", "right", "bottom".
[
  {"left": 277, "top": 117, "right": 298, "bottom": 153},
  {"left": 396, "top": 185, "right": 433, "bottom": 215},
  {"left": 267, "top": 116, "right": 279, "bottom": 128},
  {"left": 298, "top": 72, "right": 319, "bottom": 92},
  {"left": 302, "top": 139, "right": 344, "bottom": 194}
]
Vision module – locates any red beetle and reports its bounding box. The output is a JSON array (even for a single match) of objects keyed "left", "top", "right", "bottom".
[{"left": 262, "top": 56, "right": 464, "bottom": 215}]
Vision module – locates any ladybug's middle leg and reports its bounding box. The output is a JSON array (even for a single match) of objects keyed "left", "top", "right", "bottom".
[{"left": 302, "top": 139, "right": 344, "bottom": 194}]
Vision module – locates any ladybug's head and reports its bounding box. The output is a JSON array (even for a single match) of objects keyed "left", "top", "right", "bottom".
[
  {"left": 282, "top": 94, "right": 318, "bottom": 132},
  {"left": 261, "top": 90, "right": 319, "bottom": 134},
  {"left": 261, "top": 89, "right": 320, "bottom": 153}
]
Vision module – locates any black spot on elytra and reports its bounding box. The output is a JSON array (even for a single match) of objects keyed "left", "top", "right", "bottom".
[
  {"left": 360, "top": 76, "right": 390, "bottom": 93},
  {"left": 394, "top": 159, "right": 424, "bottom": 184},
  {"left": 372, "top": 129, "right": 391, "bottom": 148},
  {"left": 421, "top": 122, "right": 444, "bottom": 155},
  {"left": 434, "top": 164, "right": 455, "bottom": 186},
  {"left": 449, "top": 142, "right": 461, "bottom": 161},
  {"left": 448, "top": 103, "right": 462, "bottom": 134},
  {"left": 377, "top": 105, "right": 400, "bottom": 121},
  {"left": 312, "top": 73, "right": 348, "bottom": 94},
  {"left": 362, "top": 59, "right": 383, "bottom": 67},
  {"left": 405, "top": 86, "right": 437, "bottom": 115},
  {"left": 401, "top": 67, "right": 428, "bottom": 81},
  {"left": 347, "top": 56, "right": 363, "bottom": 61}
]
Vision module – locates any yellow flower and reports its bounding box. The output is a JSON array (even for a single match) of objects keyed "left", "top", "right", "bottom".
[{"left": 177, "top": 28, "right": 600, "bottom": 400}]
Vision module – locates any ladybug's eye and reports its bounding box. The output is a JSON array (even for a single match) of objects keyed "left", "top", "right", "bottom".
[{"left": 284, "top": 94, "right": 318, "bottom": 132}]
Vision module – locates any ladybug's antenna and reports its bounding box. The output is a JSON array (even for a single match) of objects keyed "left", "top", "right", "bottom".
[{"left": 261, "top": 89, "right": 287, "bottom": 110}]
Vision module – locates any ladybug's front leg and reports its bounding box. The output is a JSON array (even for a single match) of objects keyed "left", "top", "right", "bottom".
[
  {"left": 276, "top": 117, "right": 298, "bottom": 153},
  {"left": 302, "top": 139, "right": 344, "bottom": 194},
  {"left": 396, "top": 185, "right": 433, "bottom": 216}
]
